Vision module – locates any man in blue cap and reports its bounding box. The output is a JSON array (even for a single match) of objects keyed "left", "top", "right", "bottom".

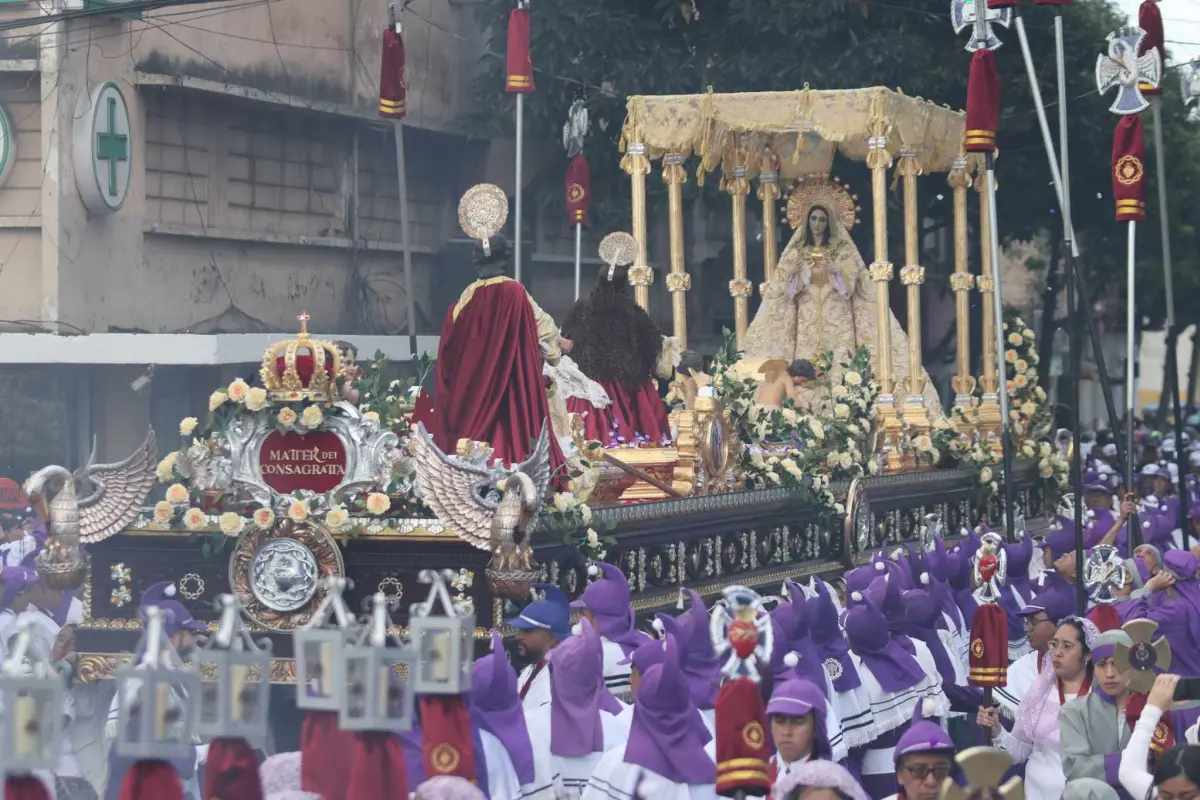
[{"left": 508, "top": 583, "right": 571, "bottom": 710}]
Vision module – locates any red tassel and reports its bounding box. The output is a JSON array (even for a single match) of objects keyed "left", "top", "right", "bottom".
[
  {"left": 1112, "top": 116, "right": 1147, "bottom": 224},
  {"left": 505, "top": 7, "right": 534, "bottom": 93},
  {"left": 204, "top": 738, "right": 264, "bottom": 800},
  {"left": 968, "top": 603, "right": 1009, "bottom": 687},
  {"left": 964, "top": 50, "right": 1000, "bottom": 153},
  {"left": 4, "top": 776, "right": 52, "bottom": 800},
  {"left": 1088, "top": 604, "right": 1122, "bottom": 633},
  {"left": 347, "top": 731, "right": 410, "bottom": 800},
  {"left": 714, "top": 678, "right": 771, "bottom": 796},
  {"left": 379, "top": 27, "right": 407, "bottom": 119},
  {"left": 1138, "top": 1, "right": 1165, "bottom": 95},
  {"left": 119, "top": 761, "right": 184, "bottom": 800},
  {"left": 564, "top": 156, "right": 591, "bottom": 224},
  {"left": 420, "top": 696, "right": 478, "bottom": 782},
  {"left": 301, "top": 711, "right": 356, "bottom": 800}
]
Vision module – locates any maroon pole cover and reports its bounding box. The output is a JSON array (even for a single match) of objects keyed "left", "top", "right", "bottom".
[
  {"left": 964, "top": 50, "right": 1000, "bottom": 153},
  {"left": 1138, "top": 1, "right": 1165, "bottom": 95},
  {"left": 565, "top": 155, "right": 591, "bottom": 224},
  {"left": 1113, "top": 115, "right": 1147, "bottom": 223},
  {"left": 378, "top": 27, "right": 407, "bottom": 119},
  {"left": 714, "top": 678, "right": 771, "bottom": 796},
  {"left": 505, "top": 6, "right": 535, "bottom": 93}
]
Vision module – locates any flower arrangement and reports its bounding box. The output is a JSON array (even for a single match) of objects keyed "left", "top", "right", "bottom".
[
  {"left": 541, "top": 448, "right": 613, "bottom": 560},
  {"left": 351, "top": 350, "right": 434, "bottom": 437},
  {"left": 705, "top": 331, "right": 879, "bottom": 524}
]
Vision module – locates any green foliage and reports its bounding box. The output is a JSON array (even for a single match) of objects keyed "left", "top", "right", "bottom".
[{"left": 465, "top": 0, "right": 1200, "bottom": 329}]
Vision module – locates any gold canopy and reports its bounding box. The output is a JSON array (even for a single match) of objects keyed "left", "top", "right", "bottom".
[{"left": 621, "top": 87, "right": 966, "bottom": 178}]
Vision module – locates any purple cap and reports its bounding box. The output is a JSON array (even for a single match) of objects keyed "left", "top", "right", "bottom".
[
  {"left": 618, "top": 637, "right": 666, "bottom": 673},
  {"left": 1164, "top": 550, "right": 1199, "bottom": 581},
  {"left": 1017, "top": 587, "right": 1075, "bottom": 625},
  {"left": 1042, "top": 516, "right": 1078, "bottom": 560},
  {"left": 1090, "top": 629, "right": 1133, "bottom": 662},
  {"left": 0, "top": 566, "right": 36, "bottom": 609},
  {"left": 1083, "top": 471, "right": 1114, "bottom": 494},
  {"left": 570, "top": 562, "right": 631, "bottom": 616},
  {"left": 766, "top": 678, "right": 826, "bottom": 718},
  {"left": 140, "top": 581, "right": 207, "bottom": 637},
  {"left": 893, "top": 699, "right": 955, "bottom": 762}
]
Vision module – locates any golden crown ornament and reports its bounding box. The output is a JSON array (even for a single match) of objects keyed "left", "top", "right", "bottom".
[
  {"left": 599, "top": 231, "right": 638, "bottom": 281},
  {"left": 259, "top": 312, "right": 344, "bottom": 403},
  {"left": 785, "top": 174, "right": 861, "bottom": 231},
  {"left": 458, "top": 184, "right": 509, "bottom": 256}
]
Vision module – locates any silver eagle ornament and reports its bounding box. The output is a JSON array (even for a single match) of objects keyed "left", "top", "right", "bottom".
[
  {"left": 409, "top": 422, "right": 552, "bottom": 600},
  {"left": 24, "top": 428, "right": 157, "bottom": 590}
]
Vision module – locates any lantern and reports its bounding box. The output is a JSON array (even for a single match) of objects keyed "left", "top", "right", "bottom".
[
  {"left": 339, "top": 593, "right": 417, "bottom": 732},
  {"left": 294, "top": 577, "right": 357, "bottom": 712},
  {"left": 114, "top": 607, "right": 201, "bottom": 761},
  {"left": 408, "top": 569, "right": 475, "bottom": 695},
  {"left": 0, "top": 626, "right": 66, "bottom": 772},
  {"left": 194, "top": 595, "right": 272, "bottom": 741}
]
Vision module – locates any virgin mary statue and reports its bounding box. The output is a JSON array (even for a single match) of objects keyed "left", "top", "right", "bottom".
[{"left": 742, "top": 174, "right": 944, "bottom": 418}]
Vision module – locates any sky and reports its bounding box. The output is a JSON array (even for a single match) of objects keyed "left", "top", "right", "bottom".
[{"left": 1115, "top": 0, "right": 1200, "bottom": 68}]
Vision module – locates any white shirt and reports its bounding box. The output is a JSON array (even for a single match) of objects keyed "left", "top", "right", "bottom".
[
  {"left": 481, "top": 729, "right": 522, "bottom": 800},
  {"left": 601, "top": 639, "right": 633, "bottom": 702},
  {"left": 1118, "top": 704, "right": 1160, "bottom": 799},
  {"left": 526, "top": 701, "right": 630, "bottom": 799},
  {"left": 995, "top": 685, "right": 1076, "bottom": 800},
  {"left": 995, "top": 650, "right": 1044, "bottom": 719},
  {"left": 0, "top": 534, "right": 37, "bottom": 567},
  {"left": 517, "top": 660, "right": 551, "bottom": 711},
  {"left": 582, "top": 746, "right": 717, "bottom": 800}
]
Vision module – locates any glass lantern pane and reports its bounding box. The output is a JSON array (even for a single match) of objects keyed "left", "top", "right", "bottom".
[
  {"left": 153, "top": 681, "right": 190, "bottom": 747},
  {"left": 419, "top": 628, "right": 453, "bottom": 687},
  {"left": 11, "top": 691, "right": 50, "bottom": 760},
  {"left": 345, "top": 655, "right": 371, "bottom": 721},
  {"left": 230, "top": 664, "right": 266, "bottom": 726},
  {"left": 199, "top": 681, "right": 220, "bottom": 729},
  {"left": 382, "top": 660, "right": 410, "bottom": 722},
  {"left": 301, "top": 639, "right": 336, "bottom": 701}
]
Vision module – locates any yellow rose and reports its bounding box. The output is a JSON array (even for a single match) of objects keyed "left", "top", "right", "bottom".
[
  {"left": 287, "top": 500, "right": 310, "bottom": 523},
  {"left": 183, "top": 508, "right": 207, "bottom": 531},
  {"left": 301, "top": 404, "right": 323, "bottom": 429},
  {"left": 277, "top": 407, "right": 298, "bottom": 427},
  {"left": 1014, "top": 374, "right": 1029, "bottom": 389},
  {"left": 1007, "top": 332, "right": 1023, "bottom": 346},
  {"left": 844, "top": 372, "right": 862, "bottom": 387},
  {"left": 1005, "top": 349, "right": 1018, "bottom": 363},
  {"left": 218, "top": 511, "right": 245, "bottom": 537},
  {"left": 165, "top": 483, "right": 190, "bottom": 504},
  {"left": 227, "top": 378, "right": 251, "bottom": 403},
  {"left": 246, "top": 387, "right": 268, "bottom": 412},
  {"left": 209, "top": 390, "right": 229, "bottom": 412},
  {"left": 833, "top": 385, "right": 849, "bottom": 398},
  {"left": 834, "top": 403, "right": 850, "bottom": 420},
  {"left": 366, "top": 492, "right": 391, "bottom": 515},
  {"left": 325, "top": 506, "right": 350, "bottom": 530},
  {"left": 253, "top": 508, "right": 276, "bottom": 529},
  {"left": 179, "top": 417, "right": 198, "bottom": 436},
  {"left": 156, "top": 452, "right": 178, "bottom": 483},
  {"left": 153, "top": 501, "right": 173, "bottom": 523},
  {"left": 364, "top": 411, "right": 380, "bottom": 424},
  {"left": 1015, "top": 359, "right": 1029, "bottom": 373}
]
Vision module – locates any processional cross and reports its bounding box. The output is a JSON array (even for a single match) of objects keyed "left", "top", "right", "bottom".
[
  {"left": 297, "top": 310, "right": 311, "bottom": 336},
  {"left": 951, "top": 0, "right": 1010, "bottom": 52},
  {"left": 1095, "top": 27, "right": 1163, "bottom": 115}
]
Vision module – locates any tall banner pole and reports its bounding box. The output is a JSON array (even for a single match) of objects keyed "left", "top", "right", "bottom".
[
  {"left": 1097, "top": 26, "right": 1160, "bottom": 548},
  {"left": 1138, "top": 1, "right": 1190, "bottom": 540},
  {"left": 563, "top": 100, "right": 591, "bottom": 301},
  {"left": 505, "top": 1, "right": 534, "bottom": 283},
  {"left": 961, "top": 22, "right": 1016, "bottom": 538},
  {"left": 379, "top": 5, "right": 418, "bottom": 356}
]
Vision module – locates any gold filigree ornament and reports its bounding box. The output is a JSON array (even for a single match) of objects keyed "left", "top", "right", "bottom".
[
  {"left": 785, "top": 174, "right": 861, "bottom": 231},
  {"left": 458, "top": 184, "right": 509, "bottom": 256},
  {"left": 598, "top": 231, "right": 638, "bottom": 281},
  {"left": 939, "top": 747, "right": 1023, "bottom": 800}
]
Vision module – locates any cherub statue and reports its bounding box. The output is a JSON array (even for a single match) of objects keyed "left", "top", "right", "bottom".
[{"left": 755, "top": 358, "right": 816, "bottom": 410}]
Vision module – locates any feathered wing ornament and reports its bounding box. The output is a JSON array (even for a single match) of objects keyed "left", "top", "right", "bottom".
[{"left": 75, "top": 428, "right": 158, "bottom": 543}]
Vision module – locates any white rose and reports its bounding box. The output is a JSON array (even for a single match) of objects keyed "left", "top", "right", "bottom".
[
  {"left": 325, "top": 506, "right": 350, "bottom": 530},
  {"left": 781, "top": 408, "right": 799, "bottom": 424},
  {"left": 979, "top": 467, "right": 993, "bottom": 483},
  {"left": 839, "top": 452, "right": 854, "bottom": 469},
  {"left": 209, "top": 391, "right": 228, "bottom": 412},
  {"left": 301, "top": 404, "right": 324, "bottom": 429},
  {"left": 183, "top": 508, "right": 207, "bottom": 531},
  {"left": 288, "top": 500, "right": 310, "bottom": 523},
  {"left": 366, "top": 492, "right": 391, "bottom": 515},
  {"left": 179, "top": 417, "right": 198, "bottom": 436},
  {"left": 580, "top": 504, "right": 593, "bottom": 525},
  {"left": 767, "top": 472, "right": 781, "bottom": 484},
  {"left": 218, "top": 511, "right": 245, "bottom": 537},
  {"left": 810, "top": 420, "right": 825, "bottom": 440},
  {"left": 253, "top": 508, "right": 276, "bottom": 529},
  {"left": 844, "top": 372, "right": 862, "bottom": 387},
  {"left": 586, "top": 528, "right": 599, "bottom": 545},
  {"left": 833, "top": 385, "right": 849, "bottom": 398},
  {"left": 227, "top": 378, "right": 251, "bottom": 403},
  {"left": 553, "top": 492, "right": 575, "bottom": 512},
  {"left": 246, "top": 387, "right": 268, "bottom": 411},
  {"left": 156, "top": 452, "right": 178, "bottom": 483},
  {"left": 153, "top": 501, "right": 173, "bottom": 523},
  {"left": 834, "top": 403, "right": 850, "bottom": 420},
  {"left": 868, "top": 459, "right": 880, "bottom": 475},
  {"left": 165, "top": 483, "right": 190, "bottom": 504},
  {"left": 364, "top": 411, "right": 381, "bottom": 424}
]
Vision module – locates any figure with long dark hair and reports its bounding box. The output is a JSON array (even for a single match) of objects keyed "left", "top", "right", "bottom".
[{"left": 561, "top": 250, "right": 673, "bottom": 446}]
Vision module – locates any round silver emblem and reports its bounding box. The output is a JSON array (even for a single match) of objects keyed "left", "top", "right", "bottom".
[
  {"left": 250, "top": 537, "right": 320, "bottom": 612},
  {"left": 823, "top": 657, "right": 843, "bottom": 680}
]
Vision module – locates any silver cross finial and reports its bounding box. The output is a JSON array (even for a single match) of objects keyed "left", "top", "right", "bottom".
[
  {"left": 1181, "top": 59, "right": 1200, "bottom": 123},
  {"left": 951, "top": 0, "right": 1010, "bottom": 52},
  {"left": 1095, "top": 27, "right": 1163, "bottom": 115},
  {"left": 1084, "top": 545, "right": 1128, "bottom": 604}
]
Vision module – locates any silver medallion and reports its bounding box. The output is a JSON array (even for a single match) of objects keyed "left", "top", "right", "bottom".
[{"left": 250, "top": 537, "right": 321, "bottom": 612}]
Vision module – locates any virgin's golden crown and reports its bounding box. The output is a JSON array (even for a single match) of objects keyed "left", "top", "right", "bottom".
[{"left": 259, "top": 312, "right": 344, "bottom": 403}]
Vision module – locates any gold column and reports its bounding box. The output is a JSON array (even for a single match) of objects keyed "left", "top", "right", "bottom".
[
  {"left": 663, "top": 153, "right": 691, "bottom": 348},
  {"left": 726, "top": 145, "right": 753, "bottom": 347},
  {"left": 867, "top": 124, "right": 903, "bottom": 471},
  {"left": 897, "top": 152, "right": 929, "bottom": 437},
  {"left": 948, "top": 154, "right": 977, "bottom": 425},
  {"left": 757, "top": 150, "right": 781, "bottom": 286},
  {"left": 623, "top": 141, "right": 653, "bottom": 310},
  {"left": 975, "top": 161, "right": 1002, "bottom": 443}
]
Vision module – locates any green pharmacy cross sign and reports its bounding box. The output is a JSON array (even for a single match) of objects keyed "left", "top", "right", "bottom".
[
  {"left": 73, "top": 82, "right": 132, "bottom": 214},
  {"left": 96, "top": 97, "right": 128, "bottom": 199}
]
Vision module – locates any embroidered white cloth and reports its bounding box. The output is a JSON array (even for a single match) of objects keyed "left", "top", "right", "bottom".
[
  {"left": 545, "top": 355, "right": 612, "bottom": 408},
  {"left": 581, "top": 749, "right": 716, "bottom": 800}
]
